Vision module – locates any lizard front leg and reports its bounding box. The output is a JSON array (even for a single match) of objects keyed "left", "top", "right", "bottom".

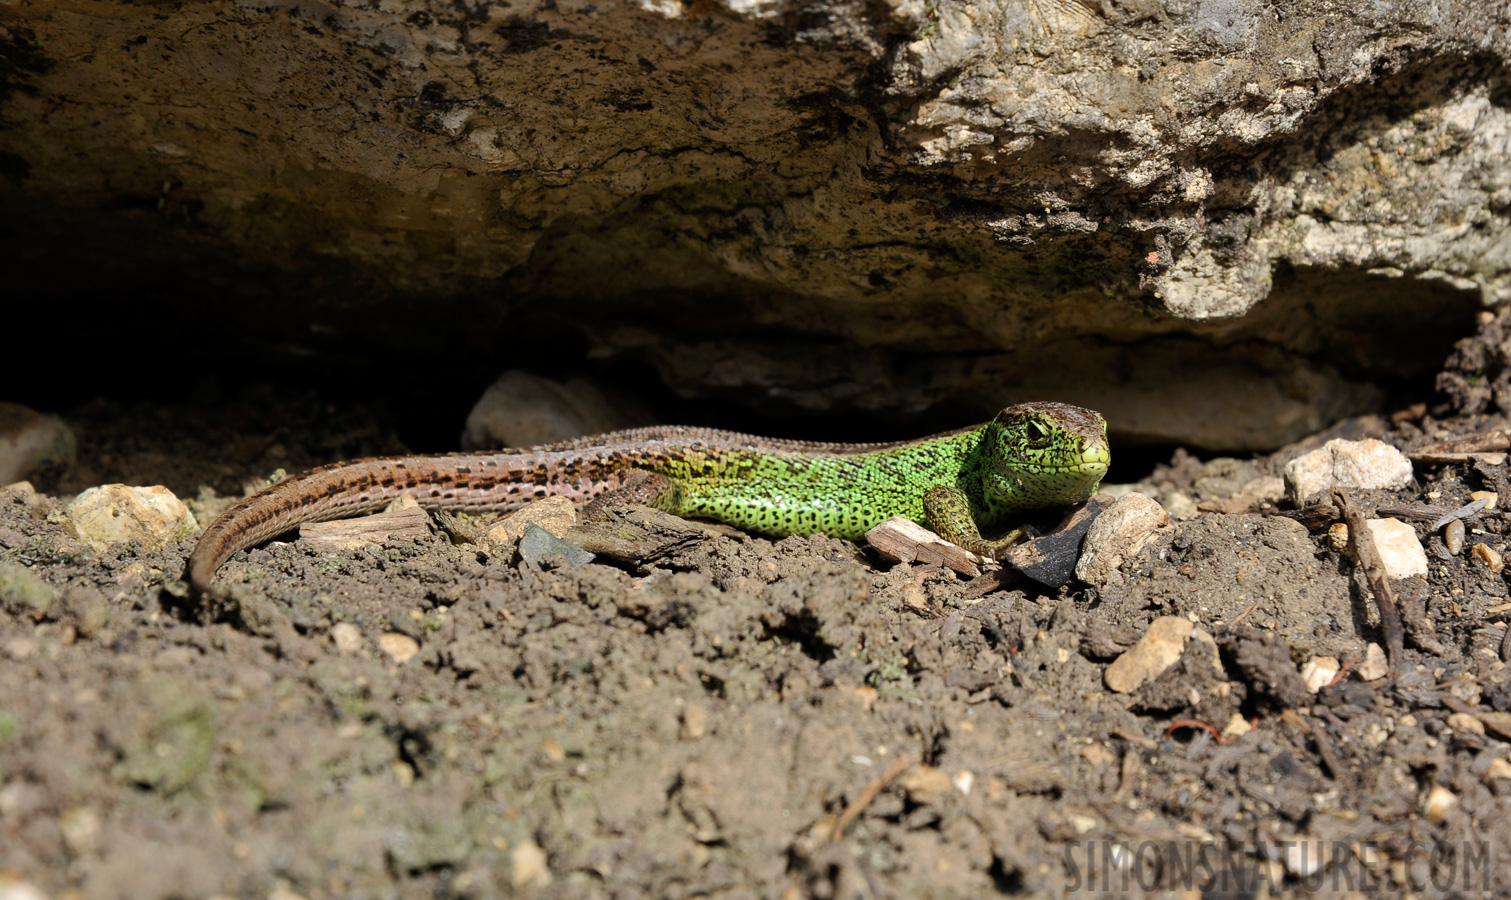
[
  {"left": 582, "top": 469, "right": 686, "bottom": 521},
  {"left": 922, "top": 485, "right": 1034, "bottom": 560}
]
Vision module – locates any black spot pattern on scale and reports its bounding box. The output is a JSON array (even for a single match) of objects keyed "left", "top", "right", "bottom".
[{"left": 193, "top": 402, "right": 1107, "bottom": 592}]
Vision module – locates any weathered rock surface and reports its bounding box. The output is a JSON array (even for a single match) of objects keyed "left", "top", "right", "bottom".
[
  {"left": 1075, "top": 492, "right": 1172, "bottom": 586},
  {"left": 3, "top": 1, "right": 1506, "bottom": 447},
  {"left": 1283, "top": 438, "right": 1414, "bottom": 505},
  {"left": 1104, "top": 615, "right": 1192, "bottom": 694},
  {"left": 61, "top": 485, "right": 198, "bottom": 553},
  {"left": 1363, "top": 517, "right": 1430, "bottom": 580}
]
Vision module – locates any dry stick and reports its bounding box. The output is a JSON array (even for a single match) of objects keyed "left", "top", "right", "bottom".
[
  {"left": 1331, "top": 488, "right": 1405, "bottom": 675},
  {"left": 830, "top": 754, "right": 916, "bottom": 843}
]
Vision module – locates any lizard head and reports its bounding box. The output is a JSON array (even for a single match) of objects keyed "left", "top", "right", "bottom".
[{"left": 980, "top": 402, "right": 1109, "bottom": 509}]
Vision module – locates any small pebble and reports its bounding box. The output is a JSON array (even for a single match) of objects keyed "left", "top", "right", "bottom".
[
  {"left": 1473, "top": 543, "right": 1504, "bottom": 573},
  {"left": 1357, "top": 643, "right": 1389, "bottom": 681},
  {"left": 1423, "top": 785, "right": 1457, "bottom": 824},
  {"left": 952, "top": 770, "right": 974, "bottom": 795},
  {"left": 1328, "top": 522, "right": 1349, "bottom": 552},
  {"left": 3, "top": 638, "right": 37, "bottom": 661},
  {"left": 1443, "top": 518, "right": 1465, "bottom": 555},
  {"left": 1067, "top": 814, "right": 1098, "bottom": 834},
  {"left": 1160, "top": 491, "right": 1198, "bottom": 520},
  {"left": 898, "top": 765, "right": 955, "bottom": 805},
  {"left": 1446, "top": 712, "right": 1485, "bottom": 736},
  {"left": 1104, "top": 616, "right": 1192, "bottom": 693},
  {"left": 58, "top": 806, "right": 101, "bottom": 854},
  {"left": 329, "top": 623, "right": 363, "bottom": 654},
  {"left": 3, "top": 481, "right": 38, "bottom": 505},
  {"left": 1486, "top": 758, "right": 1511, "bottom": 781},
  {"left": 1300, "top": 656, "right": 1340, "bottom": 693},
  {"left": 1363, "top": 518, "right": 1428, "bottom": 579},
  {"left": 378, "top": 633, "right": 420, "bottom": 664},
  {"left": 680, "top": 703, "right": 708, "bottom": 741},
  {"left": 63, "top": 484, "right": 197, "bottom": 553},
  {"left": 1221, "top": 714, "right": 1252, "bottom": 739},
  {"left": 1471, "top": 490, "right": 1498, "bottom": 510},
  {"left": 1079, "top": 743, "right": 1115, "bottom": 767},
  {"left": 511, "top": 839, "right": 552, "bottom": 888},
  {"left": 1282, "top": 838, "right": 1330, "bottom": 877}
]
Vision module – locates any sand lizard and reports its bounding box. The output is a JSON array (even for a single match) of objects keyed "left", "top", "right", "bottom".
[{"left": 187, "top": 402, "right": 1109, "bottom": 594}]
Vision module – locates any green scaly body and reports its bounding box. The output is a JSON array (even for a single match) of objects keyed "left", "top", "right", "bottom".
[
  {"left": 640, "top": 429, "right": 1011, "bottom": 539},
  {"left": 187, "top": 401, "right": 1109, "bottom": 593},
  {"left": 586, "top": 401, "right": 1110, "bottom": 556}
]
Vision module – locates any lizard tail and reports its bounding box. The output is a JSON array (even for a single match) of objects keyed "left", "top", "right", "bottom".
[{"left": 185, "top": 453, "right": 547, "bottom": 596}]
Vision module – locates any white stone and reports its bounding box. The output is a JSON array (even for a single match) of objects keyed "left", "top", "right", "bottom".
[
  {"left": 1284, "top": 439, "right": 1413, "bottom": 505},
  {"left": 1357, "top": 643, "right": 1389, "bottom": 681},
  {"left": 58, "top": 806, "right": 101, "bottom": 854},
  {"left": 511, "top": 840, "right": 552, "bottom": 888},
  {"left": 1300, "top": 656, "right": 1340, "bottom": 693},
  {"left": 1104, "top": 616, "right": 1192, "bottom": 693},
  {"left": 1282, "top": 838, "right": 1331, "bottom": 877},
  {"left": 1446, "top": 712, "right": 1485, "bottom": 736},
  {"left": 1221, "top": 714, "right": 1252, "bottom": 739},
  {"left": 378, "top": 632, "right": 420, "bottom": 664},
  {"left": 1423, "top": 785, "right": 1456, "bottom": 824},
  {"left": 329, "top": 623, "right": 363, "bottom": 654},
  {"left": 63, "top": 484, "right": 198, "bottom": 553},
  {"left": 1364, "top": 518, "right": 1429, "bottom": 579},
  {"left": 1075, "top": 493, "right": 1171, "bottom": 585}
]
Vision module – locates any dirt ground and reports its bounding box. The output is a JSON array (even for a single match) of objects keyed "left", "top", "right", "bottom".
[{"left": 4, "top": 364, "right": 1511, "bottom": 898}]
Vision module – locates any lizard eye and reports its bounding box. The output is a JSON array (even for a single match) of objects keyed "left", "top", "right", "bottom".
[{"left": 1024, "top": 420, "right": 1052, "bottom": 448}]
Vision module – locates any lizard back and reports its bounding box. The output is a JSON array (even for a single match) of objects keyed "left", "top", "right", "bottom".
[{"left": 186, "top": 423, "right": 982, "bottom": 594}]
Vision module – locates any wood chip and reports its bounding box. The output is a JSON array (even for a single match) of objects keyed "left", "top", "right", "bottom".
[
  {"left": 1409, "top": 431, "right": 1511, "bottom": 458},
  {"left": 1409, "top": 451, "right": 1508, "bottom": 466},
  {"left": 866, "top": 516, "right": 989, "bottom": 577},
  {"left": 563, "top": 506, "right": 707, "bottom": 566},
  {"left": 1428, "top": 497, "right": 1492, "bottom": 531},
  {"left": 299, "top": 506, "right": 433, "bottom": 550}
]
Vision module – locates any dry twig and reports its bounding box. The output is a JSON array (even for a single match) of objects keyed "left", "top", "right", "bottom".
[
  {"left": 1330, "top": 488, "right": 1404, "bottom": 675},
  {"left": 830, "top": 754, "right": 916, "bottom": 843}
]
